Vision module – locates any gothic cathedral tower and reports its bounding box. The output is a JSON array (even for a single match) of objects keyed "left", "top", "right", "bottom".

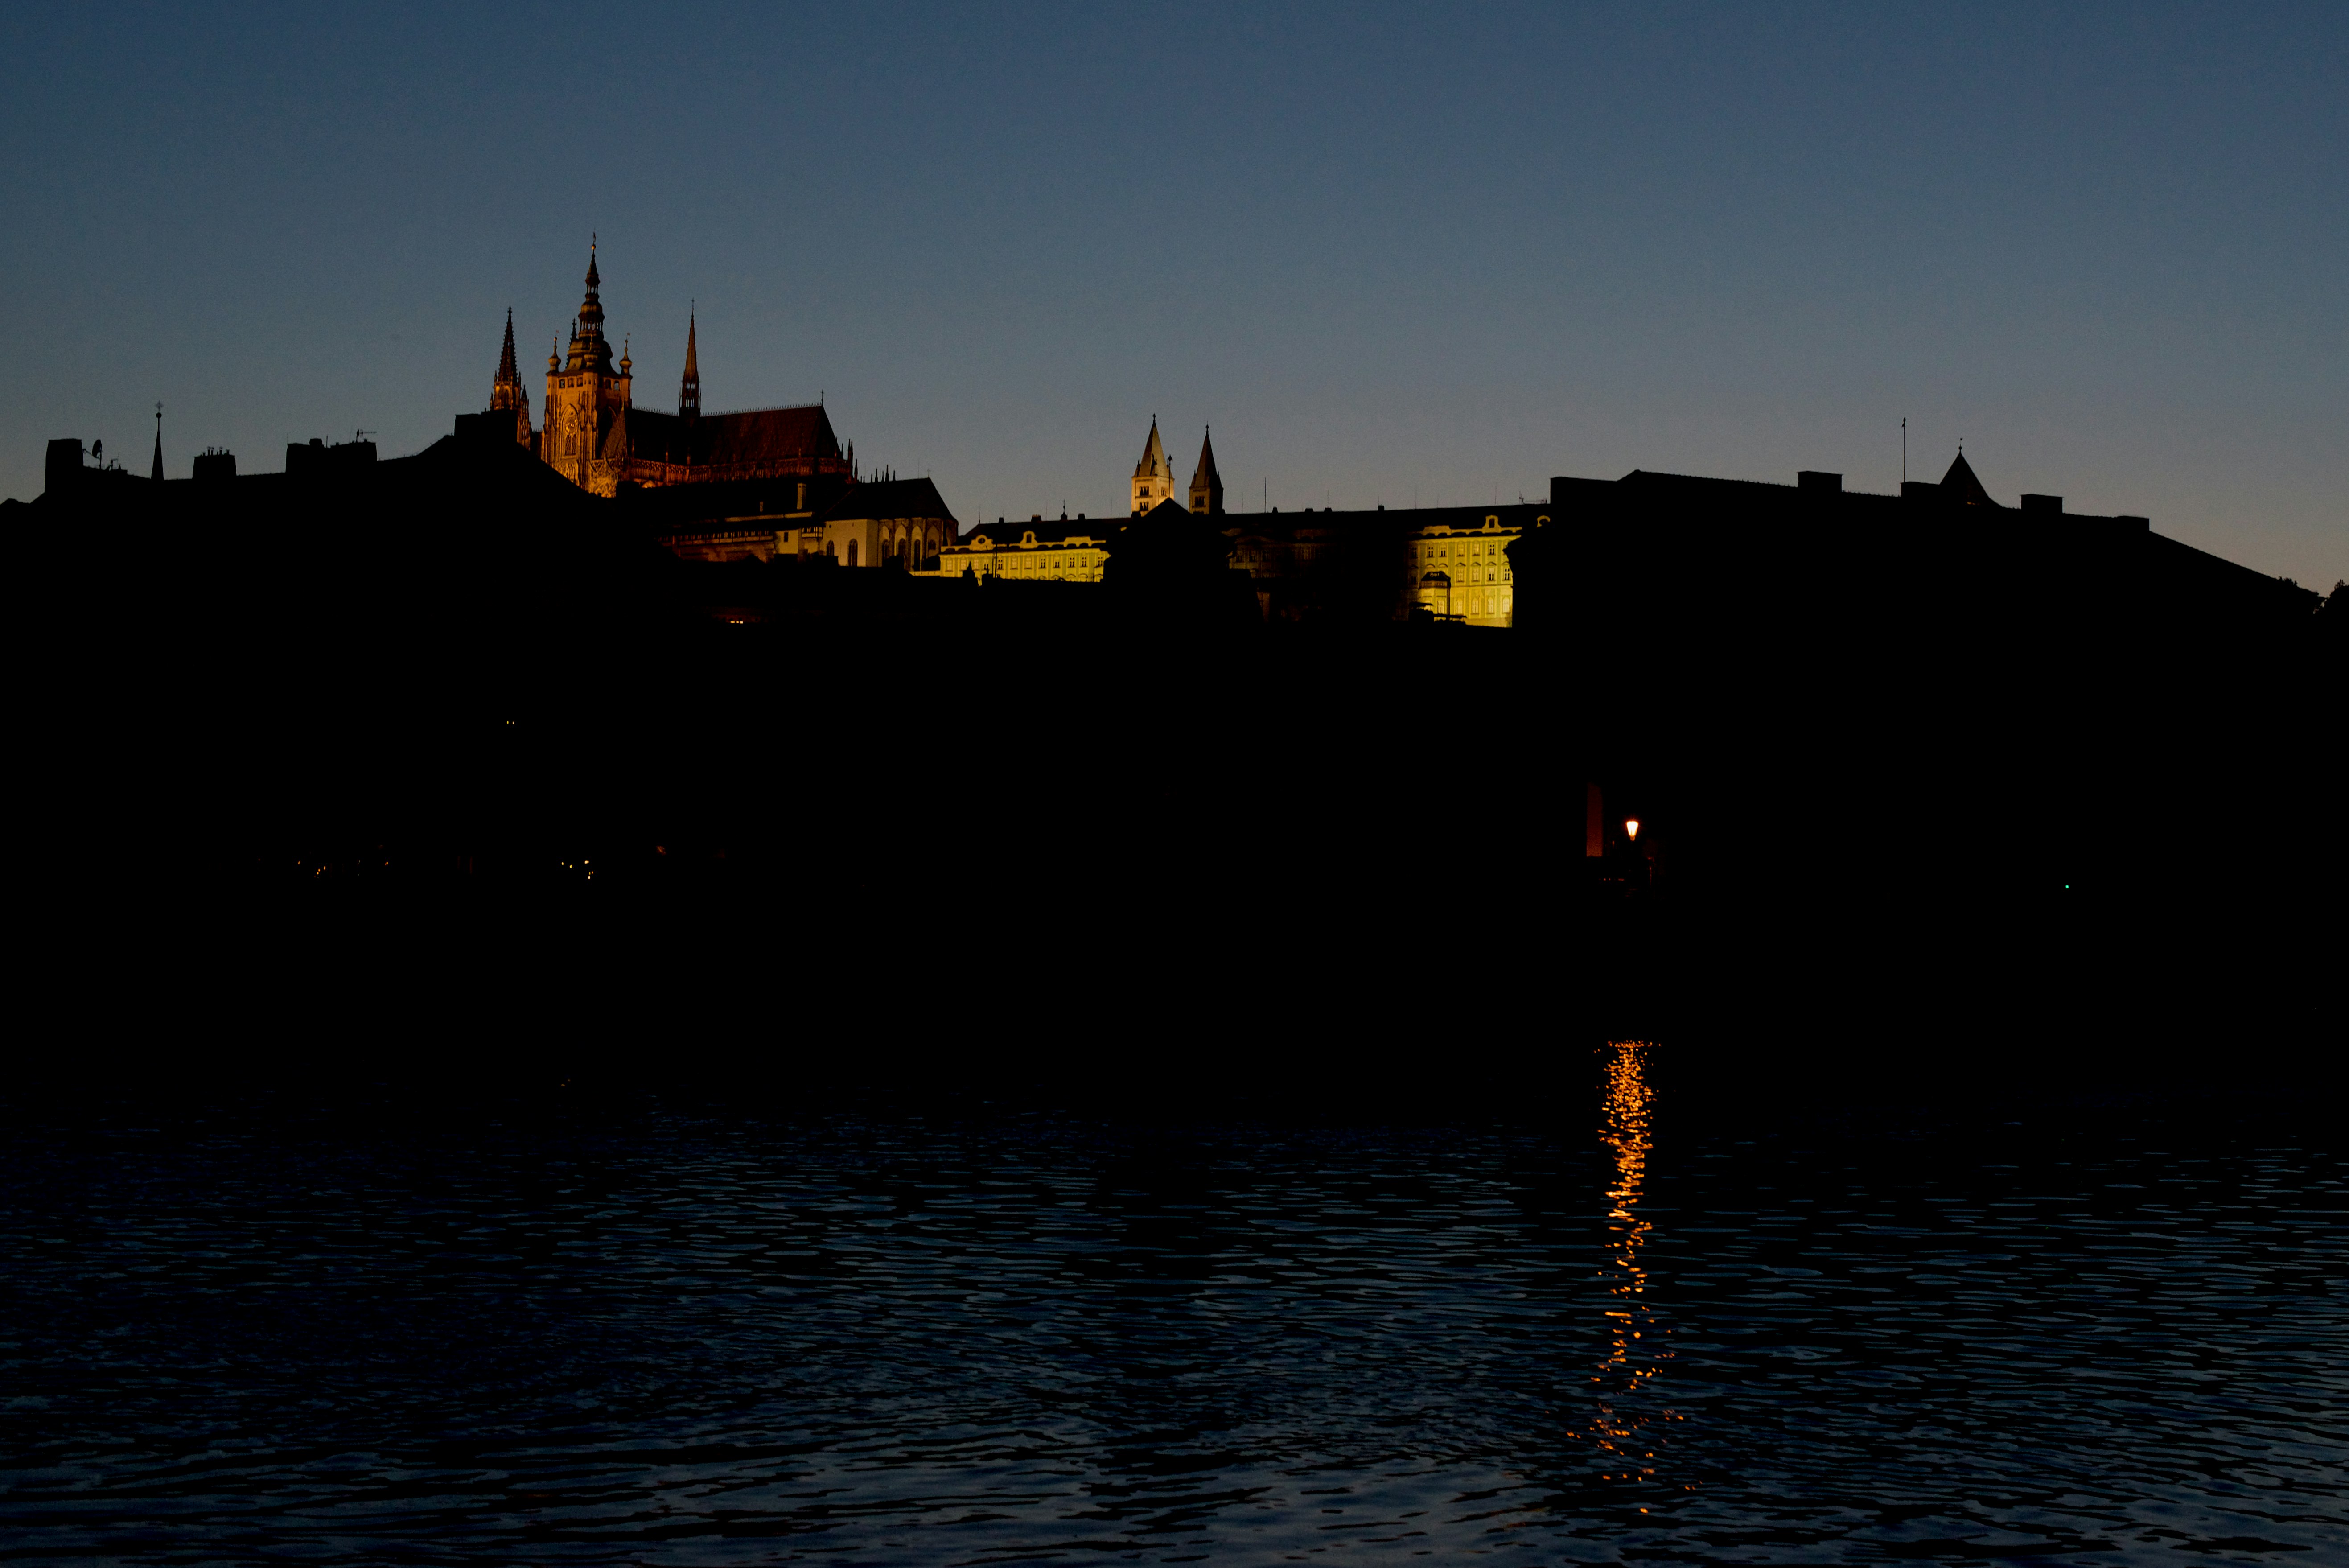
[
  {"left": 490, "top": 307, "right": 533, "bottom": 446},
  {"left": 541, "top": 241, "right": 635, "bottom": 495},
  {"left": 1131, "top": 417, "right": 1173, "bottom": 515}
]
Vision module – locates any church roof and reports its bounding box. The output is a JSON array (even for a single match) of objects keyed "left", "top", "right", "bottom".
[
  {"left": 820, "top": 476, "right": 955, "bottom": 524},
  {"left": 959, "top": 517, "right": 1109, "bottom": 546},
  {"left": 627, "top": 404, "right": 842, "bottom": 468},
  {"left": 1939, "top": 451, "right": 1999, "bottom": 507},
  {"left": 1133, "top": 418, "right": 1168, "bottom": 480}
]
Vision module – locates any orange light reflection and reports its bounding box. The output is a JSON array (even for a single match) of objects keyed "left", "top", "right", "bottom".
[{"left": 1589, "top": 1040, "right": 1671, "bottom": 1485}]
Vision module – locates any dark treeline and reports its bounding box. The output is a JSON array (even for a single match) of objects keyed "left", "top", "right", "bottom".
[{"left": 15, "top": 436, "right": 2340, "bottom": 1104}]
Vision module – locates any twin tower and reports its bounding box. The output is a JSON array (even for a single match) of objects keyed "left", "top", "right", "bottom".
[{"left": 1131, "top": 418, "right": 1222, "bottom": 516}]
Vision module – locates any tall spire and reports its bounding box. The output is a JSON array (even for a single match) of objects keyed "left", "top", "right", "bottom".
[
  {"left": 679, "top": 306, "right": 700, "bottom": 418},
  {"left": 565, "top": 237, "right": 613, "bottom": 375},
  {"left": 492, "top": 308, "right": 527, "bottom": 410},
  {"left": 1131, "top": 416, "right": 1173, "bottom": 515},
  {"left": 150, "top": 401, "right": 164, "bottom": 482},
  {"left": 1188, "top": 424, "right": 1223, "bottom": 515}
]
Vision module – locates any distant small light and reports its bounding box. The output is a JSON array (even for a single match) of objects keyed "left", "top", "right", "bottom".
[{"left": 1624, "top": 819, "right": 1641, "bottom": 841}]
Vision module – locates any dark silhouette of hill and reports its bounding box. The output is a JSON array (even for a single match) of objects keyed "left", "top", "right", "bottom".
[{"left": 17, "top": 436, "right": 2337, "bottom": 1098}]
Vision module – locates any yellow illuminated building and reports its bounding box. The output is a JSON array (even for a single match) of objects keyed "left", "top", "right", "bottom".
[
  {"left": 1405, "top": 510, "right": 1539, "bottom": 626},
  {"left": 935, "top": 516, "right": 1110, "bottom": 581}
]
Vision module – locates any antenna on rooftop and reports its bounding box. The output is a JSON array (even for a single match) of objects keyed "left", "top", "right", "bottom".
[{"left": 1902, "top": 417, "right": 1907, "bottom": 484}]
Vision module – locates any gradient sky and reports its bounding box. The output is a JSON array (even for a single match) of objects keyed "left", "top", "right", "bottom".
[{"left": 5, "top": 3, "right": 2342, "bottom": 586}]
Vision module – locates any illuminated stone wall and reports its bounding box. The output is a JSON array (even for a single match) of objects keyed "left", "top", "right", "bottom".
[{"left": 542, "top": 364, "right": 634, "bottom": 497}]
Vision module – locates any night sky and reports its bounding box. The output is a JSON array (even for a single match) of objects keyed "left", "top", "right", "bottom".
[{"left": 5, "top": 3, "right": 2341, "bottom": 587}]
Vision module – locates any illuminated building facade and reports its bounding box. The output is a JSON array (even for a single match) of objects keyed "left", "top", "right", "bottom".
[
  {"left": 1404, "top": 510, "right": 1536, "bottom": 626},
  {"left": 1221, "top": 502, "right": 1545, "bottom": 625},
  {"left": 658, "top": 477, "right": 955, "bottom": 568},
  {"left": 936, "top": 516, "right": 1111, "bottom": 580},
  {"left": 508, "top": 245, "right": 852, "bottom": 499}
]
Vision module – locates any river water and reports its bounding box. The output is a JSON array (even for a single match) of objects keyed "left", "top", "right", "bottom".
[{"left": 3, "top": 1050, "right": 2343, "bottom": 1564}]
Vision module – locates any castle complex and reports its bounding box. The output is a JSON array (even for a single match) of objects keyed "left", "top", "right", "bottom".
[
  {"left": 934, "top": 416, "right": 1527, "bottom": 625},
  {"left": 491, "top": 245, "right": 852, "bottom": 499}
]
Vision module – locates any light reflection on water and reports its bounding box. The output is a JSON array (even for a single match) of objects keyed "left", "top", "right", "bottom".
[
  {"left": 0, "top": 1071, "right": 2343, "bottom": 1564},
  {"left": 1589, "top": 1041, "right": 1670, "bottom": 1492}
]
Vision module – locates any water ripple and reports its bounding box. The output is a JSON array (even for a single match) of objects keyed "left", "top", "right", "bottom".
[{"left": 2, "top": 1061, "right": 2343, "bottom": 1564}]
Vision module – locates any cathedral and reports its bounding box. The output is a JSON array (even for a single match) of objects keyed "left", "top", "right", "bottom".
[{"left": 489, "top": 244, "right": 853, "bottom": 498}]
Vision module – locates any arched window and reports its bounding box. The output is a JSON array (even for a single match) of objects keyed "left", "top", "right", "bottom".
[{"left": 846, "top": 540, "right": 858, "bottom": 567}]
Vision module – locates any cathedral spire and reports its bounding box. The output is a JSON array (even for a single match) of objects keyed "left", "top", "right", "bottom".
[
  {"left": 490, "top": 309, "right": 532, "bottom": 443},
  {"left": 493, "top": 308, "right": 527, "bottom": 410},
  {"left": 565, "top": 238, "right": 612, "bottom": 375},
  {"left": 679, "top": 306, "right": 700, "bottom": 418},
  {"left": 150, "top": 402, "right": 164, "bottom": 482}
]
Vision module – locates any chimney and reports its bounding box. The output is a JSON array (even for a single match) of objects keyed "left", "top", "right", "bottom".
[{"left": 44, "top": 438, "right": 86, "bottom": 497}]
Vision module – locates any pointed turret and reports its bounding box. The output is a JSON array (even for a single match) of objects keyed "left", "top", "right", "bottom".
[
  {"left": 489, "top": 309, "right": 533, "bottom": 444},
  {"left": 1131, "top": 416, "right": 1173, "bottom": 514},
  {"left": 492, "top": 309, "right": 527, "bottom": 405},
  {"left": 679, "top": 309, "right": 701, "bottom": 419},
  {"left": 150, "top": 404, "right": 164, "bottom": 482},
  {"left": 1938, "top": 451, "right": 1998, "bottom": 507},
  {"left": 1188, "top": 425, "right": 1223, "bottom": 515}
]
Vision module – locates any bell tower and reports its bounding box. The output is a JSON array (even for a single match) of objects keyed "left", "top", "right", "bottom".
[
  {"left": 1131, "top": 417, "right": 1173, "bottom": 515},
  {"left": 679, "top": 308, "right": 701, "bottom": 419},
  {"left": 540, "top": 238, "right": 634, "bottom": 494},
  {"left": 1188, "top": 426, "right": 1223, "bottom": 515}
]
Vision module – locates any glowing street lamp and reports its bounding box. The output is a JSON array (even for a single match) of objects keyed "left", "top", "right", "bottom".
[{"left": 1624, "top": 819, "right": 1641, "bottom": 841}]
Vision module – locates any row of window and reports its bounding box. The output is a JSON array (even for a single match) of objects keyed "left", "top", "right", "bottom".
[
  {"left": 1421, "top": 586, "right": 1514, "bottom": 614},
  {"left": 1412, "top": 539, "right": 1514, "bottom": 561}
]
